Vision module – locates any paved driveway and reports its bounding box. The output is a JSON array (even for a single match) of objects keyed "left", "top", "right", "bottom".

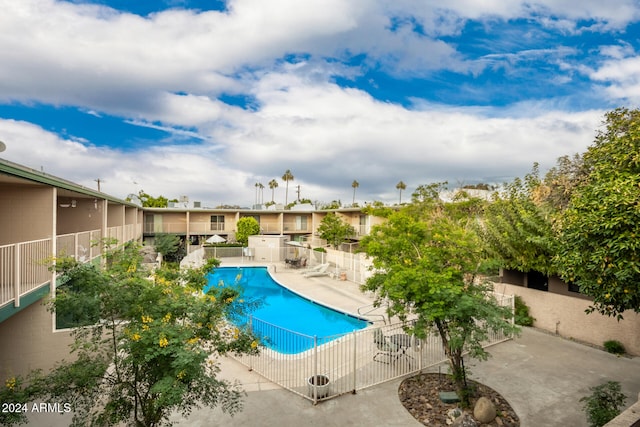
[{"left": 175, "top": 327, "right": 640, "bottom": 427}]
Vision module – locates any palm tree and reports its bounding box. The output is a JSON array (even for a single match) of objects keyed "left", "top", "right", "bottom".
[
  {"left": 254, "top": 182, "right": 260, "bottom": 205},
  {"left": 282, "top": 169, "right": 294, "bottom": 205},
  {"left": 351, "top": 180, "right": 359, "bottom": 205},
  {"left": 396, "top": 180, "right": 406, "bottom": 204},
  {"left": 268, "top": 179, "right": 278, "bottom": 202},
  {"left": 258, "top": 183, "right": 265, "bottom": 204}
]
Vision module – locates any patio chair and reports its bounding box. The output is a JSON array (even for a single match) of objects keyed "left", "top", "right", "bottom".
[
  {"left": 300, "top": 263, "right": 329, "bottom": 274},
  {"left": 372, "top": 328, "right": 401, "bottom": 364},
  {"left": 303, "top": 263, "right": 330, "bottom": 278}
]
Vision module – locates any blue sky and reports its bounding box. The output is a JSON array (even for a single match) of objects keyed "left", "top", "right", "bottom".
[{"left": 1, "top": 0, "right": 639, "bottom": 206}]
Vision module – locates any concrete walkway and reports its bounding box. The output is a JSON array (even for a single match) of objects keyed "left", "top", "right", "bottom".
[
  {"left": 172, "top": 327, "right": 640, "bottom": 427},
  {"left": 27, "top": 260, "right": 640, "bottom": 426},
  {"left": 175, "top": 261, "right": 640, "bottom": 427}
]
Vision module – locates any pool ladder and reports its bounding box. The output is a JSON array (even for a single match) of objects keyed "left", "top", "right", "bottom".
[{"left": 357, "top": 303, "right": 388, "bottom": 324}]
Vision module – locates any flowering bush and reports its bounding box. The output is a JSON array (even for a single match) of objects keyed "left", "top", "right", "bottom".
[{"left": 38, "top": 241, "right": 260, "bottom": 427}]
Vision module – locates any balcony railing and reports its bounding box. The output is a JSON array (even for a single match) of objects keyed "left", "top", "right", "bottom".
[
  {"left": 1, "top": 239, "right": 52, "bottom": 308},
  {"left": 0, "top": 225, "right": 141, "bottom": 309},
  {"left": 282, "top": 222, "right": 311, "bottom": 233}
]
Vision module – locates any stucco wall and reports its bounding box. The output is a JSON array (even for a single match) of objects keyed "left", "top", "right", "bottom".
[
  {"left": 0, "top": 301, "right": 73, "bottom": 383},
  {"left": 495, "top": 282, "right": 640, "bottom": 356}
]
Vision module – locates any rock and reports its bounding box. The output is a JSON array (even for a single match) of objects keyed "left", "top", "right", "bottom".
[
  {"left": 451, "top": 413, "right": 480, "bottom": 427},
  {"left": 474, "top": 396, "right": 497, "bottom": 423},
  {"left": 447, "top": 408, "right": 462, "bottom": 425}
]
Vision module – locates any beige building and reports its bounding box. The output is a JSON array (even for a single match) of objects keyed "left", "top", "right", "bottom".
[
  {"left": 497, "top": 269, "right": 640, "bottom": 355},
  {"left": 0, "top": 159, "right": 382, "bottom": 380},
  {"left": 0, "top": 159, "right": 144, "bottom": 380}
]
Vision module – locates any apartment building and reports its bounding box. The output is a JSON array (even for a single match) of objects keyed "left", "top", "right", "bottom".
[{"left": 0, "top": 159, "right": 143, "bottom": 379}]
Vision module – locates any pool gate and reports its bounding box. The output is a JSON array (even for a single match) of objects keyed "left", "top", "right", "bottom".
[{"left": 230, "top": 293, "right": 514, "bottom": 404}]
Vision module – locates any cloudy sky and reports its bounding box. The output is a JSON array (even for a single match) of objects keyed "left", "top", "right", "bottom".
[{"left": 0, "top": 0, "right": 639, "bottom": 207}]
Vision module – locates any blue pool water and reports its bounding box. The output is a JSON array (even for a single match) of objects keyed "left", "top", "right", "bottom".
[{"left": 204, "top": 266, "right": 369, "bottom": 353}]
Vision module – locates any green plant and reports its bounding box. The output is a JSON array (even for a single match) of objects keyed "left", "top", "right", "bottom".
[
  {"left": 514, "top": 296, "right": 535, "bottom": 326},
  {"left": 236, "top": 217, "right": 260, "bottom": 245},
  {"left": 313, "top": 247, "right": 327, "bottom": 253},
  {"left": 603, "top": 340, "right": 626, "bottom": 355},
  {"left": 37, "top": 242, "right": 259, "bottom": 427},
  {"left": 580, "top": 381, "right": 626, "bottom": 427}
]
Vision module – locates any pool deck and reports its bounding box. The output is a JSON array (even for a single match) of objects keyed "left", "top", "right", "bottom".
[
  {"left": 27, "top": 258, "right": 640, "bottom": 426},
  {"left": 176, "top": 258, "right": 640, "bottom": 427}
]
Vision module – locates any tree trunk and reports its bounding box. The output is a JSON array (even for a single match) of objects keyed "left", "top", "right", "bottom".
[{"left": 435, "top": 320, "right": 470, "bottom": 407}]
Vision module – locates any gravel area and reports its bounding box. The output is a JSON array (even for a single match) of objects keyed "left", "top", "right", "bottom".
[{"left": 399, "top": 373, "right": 520, "bottom": 426}]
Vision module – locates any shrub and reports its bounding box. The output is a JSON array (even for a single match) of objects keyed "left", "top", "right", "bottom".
[
  {"left": 603, "top": 340, "right": 626, "bottom": 355},
  {"left": 514, "top": 296, "right": 535, "bottom": 326},
  {"left": 580, "top": 381, "right": 626, "bottom": 427}
]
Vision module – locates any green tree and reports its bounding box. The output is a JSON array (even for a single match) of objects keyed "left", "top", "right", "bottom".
[
  {"left": 480, "top": 166, "right": 557, "bottom": 276},
  {"left": 268, "top": 179, "right": 278, "bottom": 203},
  {"left": 351, "top": 180, "right": 359, "bottom": 205},
  {"left": 35, "top": 242, "right": 258, "bottom": 427},
  {"left": 360, "top": 202, "right": 518, "bottom": 405},
  {"left": 154, "top": 233, "right": 183, "bottom": 263},
  {"left": 236, "top": 217, "right": 260, "bottom": 245},
  {"left": 556, "top": 108, "right": 640, "bottom": 318},
  {"left": 395, "top": 180, "right": 406, "bottom": 204},
  {"left": 282, "top": 169, "right": 294, "bottom": 206},
  {"left": 127, "top": 190, "right": 176, "bottom": 208},
  {"left": 316, "top": 213, "right": 356, "bottom": 249}
]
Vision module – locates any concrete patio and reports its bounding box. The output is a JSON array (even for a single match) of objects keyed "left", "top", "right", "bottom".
[{"left": 26, "top": 259, "right": 640, "bottom": 426}]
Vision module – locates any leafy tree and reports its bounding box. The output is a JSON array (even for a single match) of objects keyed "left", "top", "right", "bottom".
[
  {"left": 360, "top": 201, "right": 518, "bottom": 405},
  {"left": 281, "top": 169, "right": 294, "bottom": 206},
  {"left": 268, "top": 179, "right": 278, "bottom": 202},
  {"left": 154, "top": 233, "right": 183, "bottom": 263},
  {"left": 480, "top": 166, "right": 557, "bottom": 276},
  {"left": 321, "top": 200, "right": 342, "bottom": 210},
  {"left": 316, "top": 213, "right": 356, "bottom": 249},
  {"left": 236, "top": 217, "right": 260, "bottom": 245},
  {"left": 395, "top": 181, "right": 407, "bottom": 204},
  {"left": 556, "top": 108, "right": 640, "bottom": 318},
  {"left": 127, "top": 190, "right": 177, "bottom": 208},
  {"left": 351, "top": 180, "right": 359, "bottom": 205},
  {"left": 535, "top": 154, "right": 587, "bottom": 211},
  {"left": 34, "top": 242, "right": 258, "bottom": 427}
]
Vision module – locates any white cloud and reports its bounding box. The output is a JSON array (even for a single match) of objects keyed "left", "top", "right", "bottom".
[{"left": 0, "top": 0, "right": 630, "bottom": 206}]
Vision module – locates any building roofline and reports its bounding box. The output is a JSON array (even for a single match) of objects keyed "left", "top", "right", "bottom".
[{"left": 0, "top": 158, "right": 138, "bottom": 207}]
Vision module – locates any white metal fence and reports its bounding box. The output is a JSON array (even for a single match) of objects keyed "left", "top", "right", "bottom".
[
  {"left": 0, "top": 239, "right": 52, "bottom": 308},
  {"left": 231, "top": 294, "right": 514, "bottom": 404},
  {"left": 1, "top": 225, "right": 136, "bottom": 308}
]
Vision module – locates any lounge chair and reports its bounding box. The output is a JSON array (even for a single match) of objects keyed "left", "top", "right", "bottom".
[
  {"left": 372, "top": 328, "right": 401, "bottom": 364},
  {"left": 299, "top": 263, "right": 329, "bottom": 274},
  {"left": 303, "top": 263, "right": 330, "bottom": 277}
]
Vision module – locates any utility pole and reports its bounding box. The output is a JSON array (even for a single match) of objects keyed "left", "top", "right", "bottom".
[
  {"left": 95, "top": 178, "right": 102, "bottom": 192},
  {"left": 296, "top": 185, "right": 301, "bottom": 201}
]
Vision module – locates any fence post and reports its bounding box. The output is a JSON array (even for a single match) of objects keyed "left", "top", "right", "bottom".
[
  {"left": 249, "top": 315, "right": 253, "bottom": 371},
  {"left": 14, "top": 243, "right": 20, "bottom": 307},
  {"left": 352, "top": 330, "right": 357, "bottom": 393},
  {"left": 313, "top": 335, "right": 318, "bottom": 404}
]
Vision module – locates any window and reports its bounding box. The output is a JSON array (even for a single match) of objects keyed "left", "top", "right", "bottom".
[
  {"left": 526, "top": 271, "right": 548, "bottom": 292},
  {"left": 295, "top": 215, "right": 308, "bottom": 231},
  {"left": 567, "top": 282, "right": 582, "bottom": 294},
  {"left": 210, "top": 215, "right": 225, "bottom": 231}
]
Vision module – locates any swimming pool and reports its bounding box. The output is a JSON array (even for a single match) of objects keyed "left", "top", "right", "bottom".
[{"left": 204, "top": 266, "right": 370, "bottom": 354}]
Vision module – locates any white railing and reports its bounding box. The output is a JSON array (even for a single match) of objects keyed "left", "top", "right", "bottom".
[
  {"left": 1, "top": 226, "right": 140, "bottom": 309},
  {"left": 202, "top": 246, "right": 245, "bottom": 258},
  {"left": 56, "top": 230, "right": 103, "bottom": 262},
  {"left": 231, "top": 296, "right": 513, "bottom": 404},
  {"left": 0, "top": 239, "right": 52, "bottom": 308},
  {"left": 295, "top": 248, "right": 371, "bottom": 284}
]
